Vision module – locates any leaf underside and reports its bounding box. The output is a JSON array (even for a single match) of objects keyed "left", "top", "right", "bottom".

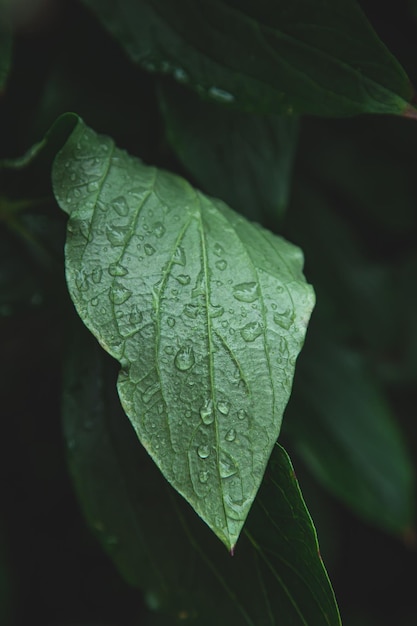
[
  {"left": 82, "top": 0, "right": 412, "bottom": 116},
  {"left": 52, "top": 119, "right": 315, "bottom": 549}
]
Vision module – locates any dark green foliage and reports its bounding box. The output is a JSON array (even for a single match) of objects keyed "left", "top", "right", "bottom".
[{"left": 1, "top": 2, "right": 417, "bottom": 625}]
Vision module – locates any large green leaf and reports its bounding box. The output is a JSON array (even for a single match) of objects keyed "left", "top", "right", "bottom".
[
  {"left": 158, "top": 81, "right": 298, "bottom": 221},
  {"left": 284, "top": 319, "right": 415, "bottom": 533},
  {"left": 81, "top": 0, "right": 413, "bottom": 116},
  {"left": 52, "top": 118, "right": 315, "bottom": 550},
  {"left": 62, "top": 319, "right": 341, "bottom": 625}
]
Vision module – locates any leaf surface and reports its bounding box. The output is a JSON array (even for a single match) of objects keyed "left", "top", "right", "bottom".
[
  {"left": 53, "top": 119, "right": 314, "bottom": 549},
  {"left": 62, "top": 320, "right": 341, "bottom": 625},
  {"left": 285, "top": 319, "right": 415, "bottom": 533},
  {"left": 158, "top": 81, "right": 298, "bottom": 221},
  {"left": 82, "top": 0, "right": 412, "bottom": 116}
]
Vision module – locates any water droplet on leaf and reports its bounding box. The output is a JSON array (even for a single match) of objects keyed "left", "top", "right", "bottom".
[
  {"left": 215, "top": 259, "right": 227, "bottom": 271},
  {"left": 91, "top": 266, "right": 103, "bottom": 284},
  {"left": 197, "top": 444, "right": 210, "bottom": 459},
  {"left": 173, "top": 246, "right": 186, "bottom": 266},
  {"left": 109, "top": 283, "right": 133, "bottom": 305},
  {"left": 174, "top": 346, "right": 195, "bottom": 371},
  {"left": 176, "top": 274, "right": 191, "bottom": 285},
  {"left": 167, "top": 317, "right": 176, "bottom": 328},
  {"left": 108, "top": 263, "right": 128, "bottom": 277},
  {"left": 129, "top": 305, "right": 142, "bottom": 325},
  {"left": 200, "top": 399, "right": 214, "bottom": 425},
  {"left": 241, "top": 321, "right": 263, "bottom": 342},
  {"left": 153, "top": 221, "right": 165, "bottom": 238},
  {"left": 217, "top": 401, "right": 230, "bottom": 415},
  {"left": 111, "top": 195, "right": 129, "bottom": 216},
  {"left": 219, "top": 451, "right": 238, "bottom": 478},
  {"left": 144, "top": 243, "right": 155, "bottom": 256},
  {"left": 106, "top": 224, "right": 129, "bottom": 247},
  {"left": 233, "top": 282, "right": 259, "bottom": 303},
  {"left": 225, "top": 428, "right": 236, "bottom": 442}
]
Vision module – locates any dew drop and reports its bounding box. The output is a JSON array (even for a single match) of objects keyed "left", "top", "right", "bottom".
[
  {"left": 219, "top": 451, "right": 238, "bottom": 478},
  {"left": 167, "top": 316, "right": 176, "bottom": 328},
  {"left": 214, "top": 243, "right": 225, "bottom": 257},
  {"left": 75, "top": 271, "right": 89, "bottom": 291},
  {"left": 111, "top": 195, "right": 129, "bottom": 216},
  {"left": 176, "top": 274, "right": 191, "bottom": 285},
  {"left": 153, "top": 221, "right": 165, "bottom": 238},
  {"left": 129, "top": 305, "right": 142, "bottom": 325},
  {"left": 91, "top": 297, "right": 98, "bottom": 306},
  {"left": 184, "top": 303, "right": 199, "bottom": 319},
  {"left": 237, "top": 409, "right": 247, "bottom": 421},
  {"left": 106, "top": 224, "right": 129, "bottom": 247},
  {"left": 225, "top": 428, "right": 236, "bottom": 442},
  {"left": 210, "top": 304, "right": 224, "bottom": 318},
  {"left": 88, "top": 181, "right": 99, "bottom": 192},
  {"left": 173, "top": 67, "right": 188, "bottom": 83},
  {"left": 273, "top": 310, "right": 293, "bottom": 330},
  {"left": 241, "top": 320, "right": 263, "bottom": 342},
  {"left": 199, "top": 470, "right": 209, "bottom": 483},
  {"left": 164, "top": 346, "right": 174, "bottom": 355},
  {"left": 144, "top": 243, "right": 155, "bottom": 256},
  {"left": 208, "top": 87, "right": 235, "bottom": 103},
  {"left": 108, "top": 263, "right": 128, "bottom": 277},
  {"left": 109, "top": 283, "right": 133, "bottom": 305},
  {"left": 174, "top": 346, "right": 195, "bottom": 371},
  {"left": 173, "top": 246, "right": 186, "bottom": 266},
  {"left": 91, "top": 266, "right": 102, "bottom": 284},
  {"left": 197, "top": 444, "right": 210, "bottom": 459},
  {"left": 200, "top": 399, "right": 214, "bottom": 425},
  {"left": 233, "top": 282, "right": 259, "bottom": 303},
  {"left": 215, "top": 259, "right": 227, "bottom": 271},
  {"left": 217, "top": 401, "right": 230, "bottom": 416}
]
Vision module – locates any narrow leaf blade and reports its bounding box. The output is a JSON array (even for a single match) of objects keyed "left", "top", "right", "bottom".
[{"left": 52, "top": 119, "right": 315, "bottom": 549}]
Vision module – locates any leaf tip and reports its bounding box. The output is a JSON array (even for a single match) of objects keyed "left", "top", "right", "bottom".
[{"left": 402, "top": 104, "right": 417, "bottom": 121}]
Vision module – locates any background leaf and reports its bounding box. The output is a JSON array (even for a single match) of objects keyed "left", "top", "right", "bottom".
[
  {"left": 63, "top": 317, "right": 341, "bottom": 626},
  {"left": 284, "top": 317, "right": 415, "bottom": 533},
  {"left": 158, "top": 81, "right": 299, "bottom": 222},
  {"left": 81, "top": 0, "right": 413, "bottom": 116},
  {"left": 52, "top": 118, "right": 315, "bottom": 550}
]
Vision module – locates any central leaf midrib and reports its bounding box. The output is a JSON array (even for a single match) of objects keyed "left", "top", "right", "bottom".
[{"left": 196, "top": 192, "right": 231, "bottom": 543}]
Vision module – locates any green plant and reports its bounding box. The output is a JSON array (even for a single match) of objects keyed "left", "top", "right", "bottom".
[{"left": 1, "top": 1, "right": 416, "bottom": 625}]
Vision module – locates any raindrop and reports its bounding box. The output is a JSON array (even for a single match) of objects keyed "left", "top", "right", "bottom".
[
  {"left": 109, "top": 283, "right": 133, "bottom": 305},
  {"left": 173, "top": 67, "right": 188, "bottom": 83},
  {"left": 217, "top": 401, "right": 230, "bottom": 416},
  {"left": 273, "top": 311, "right": 293, "bottom": 330},
  {"left": 111, "top": 195, "right": 129, "bottom": 216},
  {"left": 174, "top": 346, "right": 195, "bottom": 371},
  {"left": 88, "top": 181, "right": 99, "bottom": 193},
  {"left": 200, "top": 399, "right": 214, "bottom": 425},
  {"left": 91, "top": 266, "right": 103, "bottom": 284},
  {"left": 214, "top": 243, "right": 225, "bottom": 257},
  {"left": 210, "top": 304, "right": 224, "bottom": 318},
  {"left": 172, "top": 246, "right": 186, "bottom": 266},
  {"left": 164, "top": 346, "right": 174, "bottom": 355},
  {"left": 75, "top": 271, "right": 89, "bottom": 291},
  {"left": 233, "top": 282, "right": 259, "bottom": 303},
  {"left": 225, "top": 428, "right": 236, "bottom": 442},
  {"left": 106, "top": 224, "right": 129, "bottom": 247},
  {"left": 184, "top": 304, "right": 199, "bottom": 319},
  {"left": 144, "top": 243, "right": 155, "bottom": 256},
  {"left": 129, "top": 305, "right": 142, "bottom": 325},
  {"left": 153, "top": 221, "right": 165, "bottom": 238},
  {"left": 237, "top": 409, "right": 247, "bottom": 421},
  {"left": 108, "top": 263, "right": 128, "bottom": 277},
  {"left": 167, "top": 317, "right": 176, "bottom": 328},
  {"left": 91, "top": 297, "right": 98, "bottom": 307},
  {"left": 208, "top": 87, "right": 235, "bottom": 103},
  {"left": 199, "top": 470, "right": 209, "bottom": 483},
  {"left": 176, "top": 274, "right": 191, "bottom": 285},
  {"left": 241, "top": 320, "right": 263, "bottom": 342},
  {"left": 219, "top": 451, "right": 238, "bottom": 478},
  {"left": 215, "top": 259, "right": 227, "bottom": 271},
  {"left": 197, "top": 444, "right": 210, "bottom": 459}
]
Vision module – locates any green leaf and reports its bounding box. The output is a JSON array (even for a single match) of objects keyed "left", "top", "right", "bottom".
[
  {"left": 285, "top": 320, "right": 415, "bottom": 533},
  {"left": 0, "top": 2, "right": 12, "bottom": 91},
  {"left": 158, "top": 81, "right": 298, "bottom": 221},
  {"left": 52, "top": 118, "right": 315, "bottom": 550},
  {"left": 81, "top": 0, "right": 412, "bottom": 116},
  {"left": 63, "top": 320, "right": 341, "bottom": 625}
]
